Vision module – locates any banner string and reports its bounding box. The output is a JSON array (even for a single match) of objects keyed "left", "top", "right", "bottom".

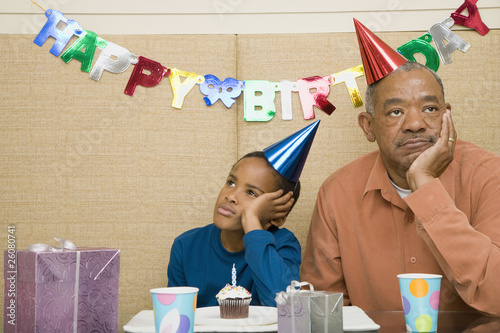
[{"left": 31, "top": 1, "right": 46, "bottom": 12}]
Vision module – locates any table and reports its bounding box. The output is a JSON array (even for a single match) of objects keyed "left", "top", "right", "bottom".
[
  {"left": 123, "top": 309, "right": 500, "bottom": 333},
  {"left": 366, "top": 311, "right": 500, "bottom": 333}
]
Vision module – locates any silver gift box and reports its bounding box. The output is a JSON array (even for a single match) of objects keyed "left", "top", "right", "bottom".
[{"left": 276, "top": 281, "right": 343, "bottom": 333}]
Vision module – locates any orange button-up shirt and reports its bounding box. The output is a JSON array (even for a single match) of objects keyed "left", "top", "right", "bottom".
[{"left": 301, "top": 140, "right": 500, "bottom": 315}]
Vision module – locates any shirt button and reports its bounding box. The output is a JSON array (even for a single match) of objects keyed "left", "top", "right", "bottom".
[{"left": 410, "top": 257, "right": 417, "bottom": 264}]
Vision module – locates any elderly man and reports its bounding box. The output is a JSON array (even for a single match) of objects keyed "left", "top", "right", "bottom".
[{"left": 301, "top": 19, "right": 500, "bottom": 316}]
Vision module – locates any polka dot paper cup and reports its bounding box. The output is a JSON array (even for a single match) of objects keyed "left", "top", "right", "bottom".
[
  {"left": 150, "top": 287, "right": 199, "bottom": 333},
  {"left": 397, "top": 274, "right": 442, "bottom": 333}
]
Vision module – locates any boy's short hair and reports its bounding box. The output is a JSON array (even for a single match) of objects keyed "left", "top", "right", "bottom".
[{"left": 234, "top": 151, "right": 301, "bottom": 212}]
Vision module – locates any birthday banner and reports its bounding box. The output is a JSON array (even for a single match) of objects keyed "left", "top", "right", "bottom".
[{"left": 32, "top": 1, "right": 489, "bottom": 121}]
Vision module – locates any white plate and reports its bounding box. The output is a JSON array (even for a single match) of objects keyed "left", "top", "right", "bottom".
[
  {"left": 343, "top": 306, "right": 380, "bottom": 331},
  {"left": 195, "top": 306, "right": 277, "bottom": 326},
  {"left": 195, "top": 324, "right": 277, "bottom": 332},
  {"left": 122, "top": 307, "right": 277, "bottom": 333},
  {"left": 123, "top": 310, "right": 154, "bottom": 333}
]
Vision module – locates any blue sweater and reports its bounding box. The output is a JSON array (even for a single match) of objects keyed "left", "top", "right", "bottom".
[{"left": 167, "top": 224, "right": 301, "bottom": 307}]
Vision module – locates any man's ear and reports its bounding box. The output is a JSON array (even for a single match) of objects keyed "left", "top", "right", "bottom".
[
  {"left": 358, "top": 112, "right": 376, "bottom": 142},
  {"left": 263, "top": 217, "right": 287, "bottom": 230}
]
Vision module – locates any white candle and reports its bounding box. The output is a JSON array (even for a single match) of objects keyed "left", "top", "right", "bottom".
[{"left": 231, "top": 263, "right": 236, "bottom": 286}]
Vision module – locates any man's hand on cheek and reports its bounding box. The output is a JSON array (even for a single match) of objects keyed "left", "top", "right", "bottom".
[{"left": 406, "top": 109, "right": 456, "bottom": 191}]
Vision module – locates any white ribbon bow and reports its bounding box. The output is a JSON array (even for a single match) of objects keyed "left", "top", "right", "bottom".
[
  {"left": 27, "top": 237, "right": 77, "bottom": 252},
  {"left": 275, "top": 280, "right": 314, "bottom": 305}
]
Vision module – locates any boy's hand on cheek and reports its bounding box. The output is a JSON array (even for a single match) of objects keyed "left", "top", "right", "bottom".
[{"left": 241, "top": 190, "right": 294, "bottom": 233}]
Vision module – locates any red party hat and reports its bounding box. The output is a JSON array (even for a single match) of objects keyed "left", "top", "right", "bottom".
[{"left": 353, "top": 18, "right": 407, "bottom": 85}]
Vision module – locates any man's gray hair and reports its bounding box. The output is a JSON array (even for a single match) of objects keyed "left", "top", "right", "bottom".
[{"left": 364, "top": 61, "right": 445, "bottom": 115}]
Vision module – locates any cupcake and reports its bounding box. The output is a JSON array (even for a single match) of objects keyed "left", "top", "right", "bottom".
[{"left": 216, "top": 283, "right": 252, "bottom": 319}]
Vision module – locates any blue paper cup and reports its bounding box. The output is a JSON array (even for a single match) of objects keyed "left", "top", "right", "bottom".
[
  {"left": 150, "top": 287, "right": 199, "bottom": 333},
  {"left": 397, "top": 274, "right": 442, "bottom": 333}
]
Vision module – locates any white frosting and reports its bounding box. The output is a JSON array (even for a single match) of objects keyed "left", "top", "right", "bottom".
[{"left": 216, "top": 284, "right": 251, "bottom": 300}]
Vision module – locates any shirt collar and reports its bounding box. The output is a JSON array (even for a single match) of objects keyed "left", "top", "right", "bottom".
[{"left": 363, "top": 152, "right": 407, "bottom": 209}]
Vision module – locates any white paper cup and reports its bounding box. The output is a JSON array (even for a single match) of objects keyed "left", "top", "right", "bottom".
[{"left": 150, "top": 287, "right": 199, "bottom": 333}]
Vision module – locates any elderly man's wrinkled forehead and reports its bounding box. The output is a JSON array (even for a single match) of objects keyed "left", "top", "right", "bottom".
[{"left": 365, "top": 62, "right": 445, "bottom": 115}]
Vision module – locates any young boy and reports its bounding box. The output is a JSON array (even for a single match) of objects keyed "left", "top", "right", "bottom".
[{"left": 167, "top": 121, "right": 319, "bottom": 307}]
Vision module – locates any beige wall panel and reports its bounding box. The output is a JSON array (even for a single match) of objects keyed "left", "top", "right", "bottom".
[
  {"left": 236, "top": 32, "right": 373, "bottom": 252},
  {"left": 0, "top": 33, "right": 237, "bottom": 330}
]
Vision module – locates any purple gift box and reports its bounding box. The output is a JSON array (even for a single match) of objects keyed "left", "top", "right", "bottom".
[{"left": 4, "top": 247, "right": 120, "bottom": 333}]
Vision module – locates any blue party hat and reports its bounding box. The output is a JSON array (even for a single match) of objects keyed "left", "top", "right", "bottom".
[{"left": 263, "top": 120, "right": 320, "bottom": 182}]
